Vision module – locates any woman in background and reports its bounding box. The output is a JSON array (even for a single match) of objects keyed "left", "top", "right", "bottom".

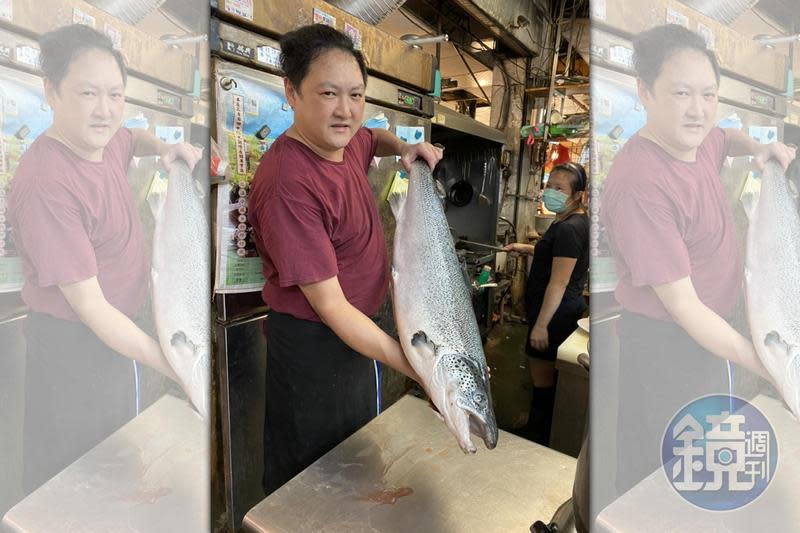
[{"left": 505, "top": 161, "right": 590, "bottom": 445}]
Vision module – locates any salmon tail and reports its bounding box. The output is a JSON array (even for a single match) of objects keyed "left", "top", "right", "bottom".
[
  {"left": 787, "top": 157, "right": 800, "bottom": 200},
  {"left": 146, "top": 169, "right": 168, "bottom": 219},
  {"left": 739, "top": 171, "right": 760, "bottom": 222},
  {"left": 387, "top": 170, "right": 408, "bottom": 220}
]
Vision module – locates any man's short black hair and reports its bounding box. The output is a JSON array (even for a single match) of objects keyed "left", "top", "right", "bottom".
[
  {"left": 279, "top": 24, "right": 367, "bottom": 90},
  {"left": 633, "top": 24, "right": 720, "bottom": 88},
  {"left": 39, "top": 24, "right": 127, "bottom": 88}
]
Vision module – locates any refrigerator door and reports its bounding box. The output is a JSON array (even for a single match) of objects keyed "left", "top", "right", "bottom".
[
  {"left": 0, "top": 65, "right": 52, "bottom": 293},
  {"left": 215, "top": 313, "right": 268, "bottom": 533},
  {"left": 717, "top": 102, "right": 783, "bottom": 240},
  {"left": 591, "top": 64, "right": 648, "bottom": 294}
]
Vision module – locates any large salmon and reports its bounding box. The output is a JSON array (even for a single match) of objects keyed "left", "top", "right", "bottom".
[
  {"left": 743, "top": 159, "right": 800, "bottom": 418},
  {"left": 151, "top": 161, "right": 210, "bottom": 419},
  {"left": 390, "top": 160, "right": 498, "bottom": 452}
]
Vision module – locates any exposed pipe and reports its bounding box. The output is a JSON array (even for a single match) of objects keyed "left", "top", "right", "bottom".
[
  {"left": 680, "top": 0, "right": 757, "bottom": 25},
  {"left": 401, "top": 34, "right": 450, "bottom": 46},
  {"left": 512, "top": 56, "right": 533, "bottom": 236},
  {"left": 754, "top": 33, "right": 800, "bottom": 46},
  {"left": 160, "top": 33, "right": 208, "bottom": 46},
  {"left": 327, "top": 0, "right": 408, "bottom": 25},
  {"left": 85, "top": 0, "right": 165, "bottom": 25}
]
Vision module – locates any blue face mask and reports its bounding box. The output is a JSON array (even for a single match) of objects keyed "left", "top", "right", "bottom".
[{"left": 542, "top": 188, "right": 568, "bottom": 213}]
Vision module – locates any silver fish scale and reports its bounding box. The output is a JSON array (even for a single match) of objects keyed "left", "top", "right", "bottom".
[
  {"left": 151, "top": 162, "right": 210, "bottom": 418},
  {"left": 745, "top": 161, "right": 800, "bottom": 416},
  {"left": 441, "top": 352, "right": 478, "bottom": 395},
  {"left": 394, "top": 161, "right": 485, "bottom": 366}
]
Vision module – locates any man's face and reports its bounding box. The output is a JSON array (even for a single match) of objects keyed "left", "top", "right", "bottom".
[
  {"left": 45, "top": 48, "right": 125, "bottom": 160},
  {"left": 639, "top": 47, "right": 719, "bottom": 159},
  {"left": 285, "top": 49, "right": 365, "bottom": 160}
]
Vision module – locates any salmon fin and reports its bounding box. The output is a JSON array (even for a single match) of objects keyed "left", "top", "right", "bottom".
[
  {"left": 388, "top": 189, "right": 408, "bottom": 220},
  {"left": 741, "top": 191, "right": 759, "bottom": 222},
  {"left": 171, "top": 330, "right": 198, "bottom": 356},
  {"left": 739, "top": 171, "right": 760, "bottom": 222},
  {"left": 411, "top": 330, "right": 437, "bottom": 358},
  {"left": 787, "top": 158, "right": 800, "bottom": 202},
  {"left": 764, "top": 330, "right": 787, "bottom": 350},
  {"left": 387, "top": 170, "right": 409, "bottom": 220},
  {"left": 146, "top": 170, "right": 168, "bottom": 219}
]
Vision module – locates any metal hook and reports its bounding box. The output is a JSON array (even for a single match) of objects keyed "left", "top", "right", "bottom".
[{"left": 220, "top": 77, "right": 238, "bottom": 91}]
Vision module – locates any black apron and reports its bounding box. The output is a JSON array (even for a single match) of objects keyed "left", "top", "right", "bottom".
[{"left": 262, "top": 311, "right": 378, "bottom": 495}]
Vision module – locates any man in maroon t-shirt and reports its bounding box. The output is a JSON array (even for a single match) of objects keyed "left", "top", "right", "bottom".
[
  {"left": 600, "top": 25, "right": 794, "bottom": 498},
  {"left": 8, "top": 25, "right": 201, "bottom": 493},
  {"left": 248, "top": 24, "right": 442, "bottom": 495}
]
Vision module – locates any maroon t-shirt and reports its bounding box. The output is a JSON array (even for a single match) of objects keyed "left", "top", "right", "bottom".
[
  {"left": 8, "top": 128, "right": 148, "bottom": 321},
  {"left": 600, "top": 127, "right": 739, "bottom": 320},
  {"left": 248, "top": 127, "right": 388, "bottom": 322}
]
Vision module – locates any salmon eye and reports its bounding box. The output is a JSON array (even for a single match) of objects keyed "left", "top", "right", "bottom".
[{"left": 473, "top": 392, "right": 485, "bottom": 403}]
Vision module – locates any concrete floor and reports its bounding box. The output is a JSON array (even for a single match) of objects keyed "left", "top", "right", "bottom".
[{"left": 483, "top": 321, "right": 533, "bottom": 433}]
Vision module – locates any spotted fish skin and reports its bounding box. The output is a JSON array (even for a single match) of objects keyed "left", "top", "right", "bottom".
[
  {"left": 743, "top": 159, "right": 800, "bottom": 418},
  {"left": 151, "top": 161, "right": 210, "bottom": 419},
  {"left": 390, "top": 161, "right": 498, "bottom": 452}
]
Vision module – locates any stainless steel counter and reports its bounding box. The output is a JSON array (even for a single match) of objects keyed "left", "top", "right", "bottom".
[
  {"left": 2, "top": 395, "right": 208, "bottom": 533},
  {"left": 243, "top": 395, "right": 576, "bottom": 532},
  {"left": 595, "top": 395, "right": 800, "bottom": 532}
]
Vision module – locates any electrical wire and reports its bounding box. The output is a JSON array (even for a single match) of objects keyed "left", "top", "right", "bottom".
[
  {"left": 752, "top": 7, "right": 785, "bottom": 34},
  {"left": 158, "top": 7, "right": 190, "bottom": 33},
  {"left": 449, "top": 41, "right": 524, "bottom": 87},
  {"left": 493, "top": 65, "right": 509, "bottom": 129}
]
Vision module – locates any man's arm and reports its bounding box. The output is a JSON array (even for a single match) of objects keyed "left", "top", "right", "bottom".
[
  {"left": 60, "top": 277, "right": 178, "bottom": 382},
  {"left": 130, "top": 129, "right": 203, "bottom": 171},
  {"left": 653, "top": 277, "right": 772, "bottom": 382},
  {"left": 299, "top": 276, "right": 421, "bottom": 384},
  {"left": 724, "top": 128, "right": 795, "bottom": 170},
  {"left": 369, "top": 128, "right": 443, "bottom": 171}
]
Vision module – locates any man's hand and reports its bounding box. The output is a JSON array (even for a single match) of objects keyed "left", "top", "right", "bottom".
[
  {"left": 399, "top": 142, "right": 444, "bottom": 172},
  {"left": 300, "top": 276, "right": 422, "bottom": 383},
  {"left": 160, "top": 142, "right": 203, "bottom": 172},
  {"left": 59, "top": 277, "right": 179, "bottom": 383},
  {"left": 753, "top": 142, "right": 796, "bottom": 171}
]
